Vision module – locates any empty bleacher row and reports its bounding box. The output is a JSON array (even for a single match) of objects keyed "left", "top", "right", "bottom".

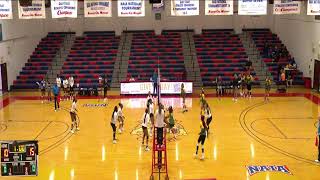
[
  {"left": 244, "top": 29, "right": 304, "bottom": 85},
  {"left": 11, "top": 32, "right": 72, "bottom": 89},
  {"left": 194, "top": 29, "right": 258, "bottom": 86},
  {"left": 60, "top": 31, "right": 120, "bottom": 88},
  {"left": 127, "top": 30, "right": 186, "bottom": 81}
]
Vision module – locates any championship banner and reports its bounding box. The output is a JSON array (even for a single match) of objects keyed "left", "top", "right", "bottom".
[
  {"left": 118, "top": 0, "right": 145, "bottom": 17},
  {"left": 18, "top": 0, "right": 46, "bottom": 19},
  {"left": 120, "top": 82, "right": 193, "bottom": 95},
  {"left": 152, "top": 0, "right": 164, "bottom": 13},
  {"left": 84, "top": 0, "right": 112, "bottom": 17},
  {"left": 238, "top": 0, "right": 267, "bottom": 15},
  {"left": 171, "top": 0, "right": 199, "bottom": 16},
  {"left": 307, "top": 0, "right": 320, "bottom": 15},
  {"left": 273, "top": 0, "right": 301, "bottom": 15},
  {"left": 51, "top": 0, "right": 77, "bottom": 18},
  {"left": 205, "top": 0, "right": 233, "bottom": 16},
  {"left": 0, "top": 0, "right": 12, "bottom": 19}
]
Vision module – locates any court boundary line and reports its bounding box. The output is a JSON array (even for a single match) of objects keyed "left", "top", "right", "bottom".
[
  {"left": 33, "top": 121, "right": 53, "bottom": 140},
  {"left": 239, "top": 101, "right": 319, "bottom": 166},
  {"left": 250, "top": 118, "right": 314, "bottom": 140},
  {"left": 267, "top": 118, "right": 288, "bottom": 139}
]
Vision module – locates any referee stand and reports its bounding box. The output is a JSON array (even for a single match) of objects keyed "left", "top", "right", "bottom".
[{"left": 150, "top": 128, "right": 169, "bottom": 180}]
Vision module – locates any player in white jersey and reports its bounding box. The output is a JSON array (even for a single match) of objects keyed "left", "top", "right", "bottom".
[
  {"left": 118, "top": 103, "right": 125, "bottom": 133},
  {"left": 68, "top": 76, "right": 75, "bottom": 99},
  {"left": 147, "top": 99, "right": 154, "bottom": 136},
  {"left": 110, "top": 106, "right": 118, "bottom": 144},
  {"left": 56, "top": 75, "right": 62, "bottom": 88},
  {"left": 141, "top": 108, "right": 150, "bottom": 151},
  {"left": 63, "top": 78, "right": 69, "bottom": 100}
]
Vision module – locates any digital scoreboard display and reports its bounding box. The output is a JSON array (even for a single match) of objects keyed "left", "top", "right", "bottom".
[{"left": 0, "top": 141, "right": 38, "bottom": 176}]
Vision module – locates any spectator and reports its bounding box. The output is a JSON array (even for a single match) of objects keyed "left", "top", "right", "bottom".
[{"left": 245, "top": 58, "right": 252, "bottom": 71}]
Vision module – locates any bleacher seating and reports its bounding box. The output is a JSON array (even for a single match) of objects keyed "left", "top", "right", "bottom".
[
  {"left": 244, "top": 28, "right": 304, "bottom": 85},
  {"left": 127, "top": 30, "right": 186, "bottom": 81},
  {"left": 194, "top": 29, "right": 258, "bottom": 86},
  {"left": 11, "top": 32, "right": 71, "bottom": 89},
  {"left": 60, "top": 31, "right": 120, "bottom": 88}
]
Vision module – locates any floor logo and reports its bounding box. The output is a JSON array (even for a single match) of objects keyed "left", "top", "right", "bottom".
[
  {"left": 131, "top": 120, "right": 187, "bottom": 141},
  {"left": 83, "top": 103, "right": 107, "bottom": 107},
  {"left": 246, "top": 165, "right": 292, "bottom": 176}
]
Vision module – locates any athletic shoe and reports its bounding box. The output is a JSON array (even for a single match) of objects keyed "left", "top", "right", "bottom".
[
  {"left": 76, "top": 127, "right": 80, "bottom": 131},
  {"left": 200, "top": 154, "right": 205, "bottom": 160},
  {"left": 113, "top": 140, "right": 117, "bottom": 144},
  {"left": 119, "top": 129, "right": 122, "bottom": 134},
  {"left": 193, "top": 153, "right": 198, "bottom": 158},
  {"left": 315, "top": 160, "right": 320, "bottom": 163},
  {"left": 54, "top": 110, "right": 57, "bottom": 112},
  {"left": 232, "top": 98, "right": 235, "bottom": 101},
  {"left": 41, "top": 101, "right": 43, "bottom": 104},
  {"left": 71, "top": 130, "right": 74, "bottom": 133},
  {"left": 145, "top": 146, "right": 150, "bottom": 151}
]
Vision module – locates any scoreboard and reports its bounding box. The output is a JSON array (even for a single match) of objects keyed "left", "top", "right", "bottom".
[{"left": 1, "top": 141, "right": 38, "bottom": 176}]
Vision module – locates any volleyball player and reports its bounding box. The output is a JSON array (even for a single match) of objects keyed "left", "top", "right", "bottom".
[
  {"left": 141, "top": 108, "right": 150, "bottom": 151},
  {"left": 200, "top": 88, "right": 206, "bottom": 109},
  {"left": 147, "top": 99, "right": 155, "bottom": 136},
  {"left": 69, "top": 76, "right": 75, "bottom": 99},
  {"left": 70, "top": 98, "right": 79, "bottom": 133},
  {"left": 246, "top": 74, "right": 253, "bottom": 98},
  {"left": 240, "top": 73, "right": 246, "bottom": 97},
  {"left": 56, "top": 74, "right": 62, "bottom": 88},
  {"left": 118, "top": 103, "right": 125, "bottom": 133},
  {"left": 103, "top": 76, "right": 109, "bottom": 102},
  {"left": 165, "top": 106, "right": 177, "bottom": 139},
  {"left": 204, "top": 102, "right": 213, "bottom": 133},
  {"left": 181, "top": 83, "right": 187, "bottom": 113},
  {"left": 63, "top": 78, "right": 69, "bottom": 101},
  {"left": 194, "top": 115, "right": 208, "bottom": 160},
  {"left": 46, "top": 81, "right": 52, "bottom": 102},
  {"left": 110, "top": 106, "right": 118, "bottom": 144}
]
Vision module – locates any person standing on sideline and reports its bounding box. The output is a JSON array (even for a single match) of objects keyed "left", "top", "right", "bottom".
[
  {"left": 232, "top": 74, "right": 239, "bottom": 102},
  {"left": 194, "top": 115, "right": 208, "bottom": 160},
  {"left": 181, "top": 83, "right": 187, "bottom": 113},
  {"left": 103, "top": 76, "right": 109, "bottom": 102},
  {"left": 265, "top": 77, "right": 272, "bottom": 101},
  {"left": 110, "top": 106, "right": 118, "bottom": 144},
  {"left": 70, "top": 98, "right": 79, "bottom": 133},
  {"left": 152, "top": 69, "right": 158, "bottom": 97},
  {"left": 155, "top": 103, "right": 165, "bottom": 147},
  {"left": 141, "top": 108, "right": 150, "bottom": 151},
  {"left": 315, "top": 117, "right": 320, "bottom": 163},
  {"left": 52, "top": 84, "right": 60, "bottom": 111},
  {"left": 37, "top": 78, "right": 46, "bottom": 103}
]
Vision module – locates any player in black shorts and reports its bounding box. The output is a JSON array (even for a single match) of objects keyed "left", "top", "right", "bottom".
[{"left": 194, "top": 115, "right": 208, "bottom": 160}]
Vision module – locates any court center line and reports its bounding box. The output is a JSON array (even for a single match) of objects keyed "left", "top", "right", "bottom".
[
  {"left": 267, "top": 118, "right": 288, "bottom": 139},
  {"left": 34, "top": 121, "right": 53, "bottom": 140}
]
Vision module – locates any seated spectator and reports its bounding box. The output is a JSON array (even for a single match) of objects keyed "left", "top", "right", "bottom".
[
  {"left": 289, "top": 58, "right": 297, "bottom": 69},
  {"left": 287, "top": 75, "right": 293, "bottom": 87},
  {"left": 129, "top": 76, "right": 135, "bottom": 82},
  {"left": 280, "top": 70, "right": 286, "bottom": 85}
]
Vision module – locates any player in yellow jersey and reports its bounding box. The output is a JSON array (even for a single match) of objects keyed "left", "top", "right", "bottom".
[{"left": 200, "top": 88, "right": 205, "bottom": 109}]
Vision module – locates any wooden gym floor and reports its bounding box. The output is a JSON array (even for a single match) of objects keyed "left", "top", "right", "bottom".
[{"left": 0, "top": 88, "right": 320, "bottom": 180}]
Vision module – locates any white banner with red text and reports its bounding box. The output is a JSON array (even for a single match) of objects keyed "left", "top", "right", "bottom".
[
  {"left": 120, "top": 82, "right": 193, "bottom": 95},
  {"left": 118, "top": 0, "right": 145, "bottom": 17},
  {"left": 51, "top": 0, "right": 77, "bottom": 18},
  {"left": 19, "top": 0, "right": 46, "bottom": 19},
  {"left": 273, "top": 0, "right": 300, "bottom": 15},
  {"left": 307, "top": 0, "right": 320, "bottom": 15},
  {"left": 84, "top": 0, "right": 112, "bottom": 17},
  {"left": 171, "top": 0, "right": 199, "bottom": 16},
  {"left": 238, "top": 0, "right": 267, "bottom": 15},
  {"left": 205, "top": 0, "right": 233, "bottom": 15},
  {"left": 0, "top": 0, "right": 12, "bottom": 19}
]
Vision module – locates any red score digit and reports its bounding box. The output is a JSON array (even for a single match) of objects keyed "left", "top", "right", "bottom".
[{"left": 29, "top": 147, "right": 35, "bottom": 156}]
